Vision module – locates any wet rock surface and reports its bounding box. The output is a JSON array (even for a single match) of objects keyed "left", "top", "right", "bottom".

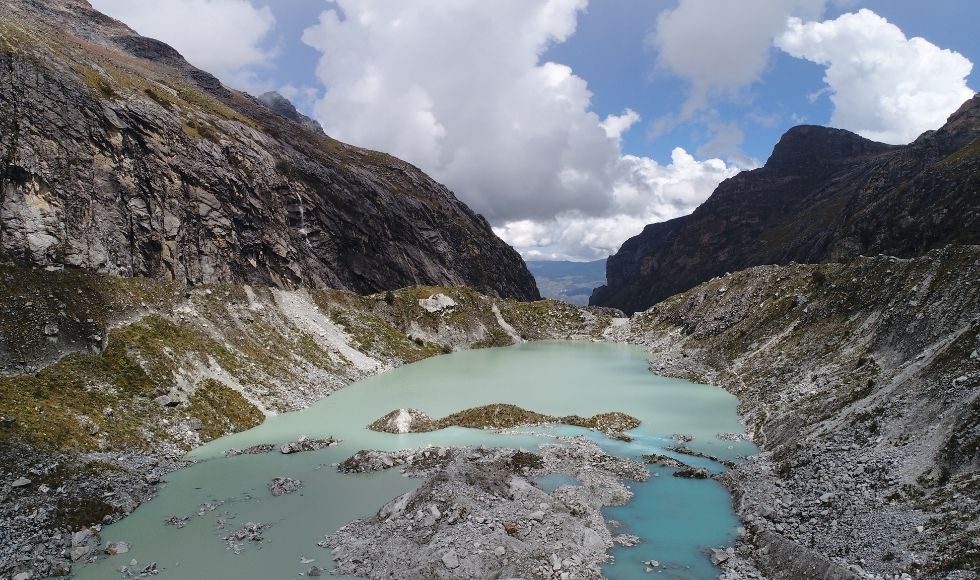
[
  {"left": 279, "top": 436, "right": 339, "bottom": 455},
  {"left": 324, "top": 438, "right": 647, "bottom": 579},
  {"left": 224, "top": 444, "right": 277, "bottom": 457},
  {"left": 268, "top": 477, "right": 303, "bottom": 497},
  {"left": 225, "top": 521, "right": 267, "bottom": 554},
  {"left": 641, "top": 454, "right": 689, "bottom": 469}
]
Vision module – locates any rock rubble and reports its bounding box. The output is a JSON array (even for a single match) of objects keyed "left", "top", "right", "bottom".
[{"left": 323, "top": 438, "right": 647, "bottom": 579}]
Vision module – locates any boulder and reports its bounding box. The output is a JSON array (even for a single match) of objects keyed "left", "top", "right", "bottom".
[
  {"left": 673, "top": 467, "right": 710, "bottom": 479},
  {"left": 419, "top": 293, "right": 458, "bottom": 313},
  {"left": 441, "top": 550, "right": 460, "bottom": 569},
  {"left": 268, "top": 477, "right": 303, "bottom": 497},
  {"left": 368, "top": 408, "right": 433, "bottom": 433},
  {"left": 70, "top": 527, "right": 101, "bottom": 561},
  {"left": 154, "top": 395, "right": 178, "bottom": 407},
  {"left": 105, "top": 541, "right": 130, "bottom": 556}
]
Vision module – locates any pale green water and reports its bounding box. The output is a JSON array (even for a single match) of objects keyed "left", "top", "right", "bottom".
[{"left": 75, "top": 341, "right": 757, "bottom": 579}]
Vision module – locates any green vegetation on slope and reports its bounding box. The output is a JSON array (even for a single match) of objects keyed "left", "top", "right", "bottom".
[
  {"left": 187, "top": 379, "right": 264, "bottom": 442},
  {"left": 0, "top": 263, "right": 611, "bottom": 455}
]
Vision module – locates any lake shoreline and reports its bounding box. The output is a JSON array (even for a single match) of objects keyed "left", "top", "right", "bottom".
[{"left": 61, "top": 341, "right": 753, "bottom": 579}]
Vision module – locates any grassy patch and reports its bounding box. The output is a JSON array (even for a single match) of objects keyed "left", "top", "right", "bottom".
[
  {"left": 186, "top": 379, "right": 264, "bottom": 442},
  {"left": 940, "top": 137, "right": 980, "bottom": 167},
  {"left": 0, "top": 259, "right": 179, "bottom": 364},
  {"left": 0, "top": 309, "right": 239, "bottom": 451},
  {"left": 472, "top": 325, "right": 514, "bottom": 349},
  {"left": 0, "top": 349, "right": 157, "bottom": 450},
  {"left": 326, "top": 306, "right": 443, "bottom": 363},
  {"left": 110, "top": 314, "right": 238, "bottom": 384}
]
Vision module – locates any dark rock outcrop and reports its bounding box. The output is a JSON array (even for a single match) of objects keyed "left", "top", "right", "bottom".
[
  {"left": 592, "top": 94, "right": 980, "bottom": 313},
  {"left": 0, "top": 0, "right": 540, "bottom": 300},
  {"left": 257, "top": 91, "right": 324, "bottom": 135}
]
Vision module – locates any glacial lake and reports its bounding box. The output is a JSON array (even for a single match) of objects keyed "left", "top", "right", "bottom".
[{"left": 75, "top": 341, "right": 758, "bottom": 579}]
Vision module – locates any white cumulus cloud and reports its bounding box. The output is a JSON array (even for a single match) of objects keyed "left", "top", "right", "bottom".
[
  {"left": 650, "top": 0, "right": 825, "bottom": 115},
  {"left": 302, "top": 0, "right": 740, "bottom": 260},
  {"left": 495, "top": 148, "right": 737, "bottom": 260},
  {"left": 496, "top": 155, "right": 739, "bottom": 260},
  {"left": 600, "top": 109, "right": 641, "bottom": 142},
  {"left": 90, "top": 0, "right": 276, "bottom": 92},
  {"left": 776, "top": 9, "right": 975, "bottom": 144}
]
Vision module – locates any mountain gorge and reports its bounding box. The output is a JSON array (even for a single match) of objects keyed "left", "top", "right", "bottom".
[
  {"left": 592, "top": 95, "right": 980, "bottom": 314},
  {"left": 0, "top": 0, "right": 539, "bottom": 300}
]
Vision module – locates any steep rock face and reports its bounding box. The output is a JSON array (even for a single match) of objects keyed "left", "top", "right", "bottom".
[
  {"left": 0, "top": 0, "right": 539, "bottom": 300},
  {"left": 592, "top": 95, "right": 980, "bottom": 313}
]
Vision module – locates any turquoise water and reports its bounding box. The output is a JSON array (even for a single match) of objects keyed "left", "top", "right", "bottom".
[
  {"left": 74, "top": 341, "right": 757, "bottom": 579},
  {"left": 533, "top": 472, "right": 582, "bottom": 493}
]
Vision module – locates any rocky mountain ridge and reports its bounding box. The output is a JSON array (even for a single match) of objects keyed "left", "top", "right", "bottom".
[
  {"left": 592, "top": 95, "right": 980, "bottom": 314},
  {"left": 0, "top": 0, "right": 539, "bottom": 300}
]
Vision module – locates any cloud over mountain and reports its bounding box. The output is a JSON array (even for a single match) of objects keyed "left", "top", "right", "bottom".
[
  {"left": 90, "top": 0, "right": 276, "bottom": 91},
  {"left": 776, "top": 9, "right": 975, "bottom": 144},
  {"left": 301, "top": 0, "right": 737, "bottom": 260}
]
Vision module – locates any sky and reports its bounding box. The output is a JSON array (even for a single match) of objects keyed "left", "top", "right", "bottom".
[{"left": 90, "top": 0, "right": 978, "bottom": 262}]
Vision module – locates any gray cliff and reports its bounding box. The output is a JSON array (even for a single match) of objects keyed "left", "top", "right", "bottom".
[{"left": 0, "top": 0, "right": 540, "bottom": 300}]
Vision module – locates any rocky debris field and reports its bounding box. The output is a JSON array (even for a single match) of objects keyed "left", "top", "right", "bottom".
[
  {"left": 616, "top": 245, "right": 980, "bottom": 578},
  {"left": 0, "top": 442, "right": 186, "bottom": 579},
  {"left": 324, "top": 438, "right": 648, "bottom": 579}
]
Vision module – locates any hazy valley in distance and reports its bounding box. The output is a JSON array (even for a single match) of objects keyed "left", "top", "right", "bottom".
[{"left": 526, "top": 259, "right": 607, "bottom": 306}]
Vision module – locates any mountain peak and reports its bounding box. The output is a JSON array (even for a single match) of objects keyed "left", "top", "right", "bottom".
[
  {"left": 934, "top": 92, "right": 980, "bottom": 149},
  {"left": 257, "top": 91, "right": 324, "bottom": 135},
  {"left": 765, "top": 125, "right": 896, "bottom": 172},
  {"left": 593, "top": 94, "right": 980, "bottom": 314}
]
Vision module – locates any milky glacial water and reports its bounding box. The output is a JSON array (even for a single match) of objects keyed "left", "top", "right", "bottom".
[{"left": 74, "top": 341, "right": 757, "bottom": 579}]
